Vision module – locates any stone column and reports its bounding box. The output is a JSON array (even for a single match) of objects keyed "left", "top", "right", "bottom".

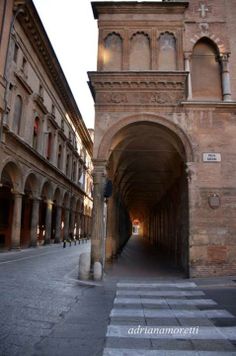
[
  {"left": 54, "top": 205, "right": 62, "bottom": 243},
  {"left": 30, "top": 197, "right": 40, "bottom": 247},
  {"left": 91, "top": 160, "right": 107, "bottom": 266},
  {"left": 44, "top": 199, "right": 53, "bottom": 244},
  {"left": 220, "top": 53, "right": 232, "bottom": 102},
  {"left": 184, "top": 53, "right": 192, "bottom": 100},
  {"left": 63, "top": 207, "right": 70, "bottom": 241},
  {"left": 11, "top": 192, "right": 23, "bottom": 249},
  {"left": 76, "top": 213, "right": 81, "bottom": 239},
  {"left": 69, "top": 209, "right": 76, "bottom": 237}
]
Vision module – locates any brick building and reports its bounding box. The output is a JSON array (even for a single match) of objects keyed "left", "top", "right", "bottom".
[
  {"left": 89, "top": 0, "right": 236, "bottom": 277},
  {"left": 0, "top": 0, "right": 93, "bottom": 249}
]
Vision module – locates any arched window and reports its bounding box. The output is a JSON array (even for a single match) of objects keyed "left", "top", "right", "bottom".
[
  {"left": 158, "top": 32, "right": 177, "bottom": 70},
  {"left": 192, "top": 38, "right": 222, "bottom": 100},
  {"left": 33, "top": 117, "right": 40, "bottom": 150},
  {"left": 66, "top": 153, "right": 70, "bottom": 176},
  {"left": 57, "top": 144, "right": 62, "bottom": 169},
  {"left": 103, "top": 33, "right": 122, "bottom": 70},
  {"left": 13, "top": 95, "right": 23, "bottom": 134},
  {"left": 72, "top": 161, "right": 76, "bottom": 181},
  {"left": 46, "top": 132, "right": 52, "bottom": 160},
  {"left": 130, "top": 33, "right": 151, "bottom": 70}
]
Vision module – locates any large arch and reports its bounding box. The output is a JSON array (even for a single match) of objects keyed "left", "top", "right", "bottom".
[
  {"left": 20, "top": 172, "right": 40, "bottom": 247},
  {"left": 99, "top": 118, "right": 192, "bottom": 274},
  {"left": 0, "top": 161, "right": 23, "bottom": 249},
  {"left": 97, "top": 113, "right": 195, "bottom": 163}
]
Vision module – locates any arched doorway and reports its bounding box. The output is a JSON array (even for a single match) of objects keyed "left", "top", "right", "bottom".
[
  {"left": 0, "top": 161, "right": 23, "bottom": 249},
  {"left": 102, "top": 121, "right": 191, "bottom": 274}
]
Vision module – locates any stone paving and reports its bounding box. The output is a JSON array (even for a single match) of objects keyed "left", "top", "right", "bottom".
[
  {"left": 103, "top": 281, "right": 236, "bottom": 355},
  {"left": 1, "top": 236, "right": 236, "bottom": 356}
]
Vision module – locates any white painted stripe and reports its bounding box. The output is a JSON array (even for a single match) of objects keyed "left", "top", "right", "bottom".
[
  {"left": 114, "top": 297, "right": 166, "bottom": 305},
  {"left": 106, "top": 325, "right": 236, "bottom": 340},
  {"left": 117, "top": 282, "right": 197, "bottom": 289},
  {"left": 111, "top": 309, "right": 145, "bottom": 318},
  {"left": 116, "top": 290, "right": 205, "bottom": 297},
  {"left": 103, "top": 349, "right": 236, "bottom": 356},
  {"left": 114, "top": 298, "right": 216, "bottom": 306},
  {"left": 110, "top": 309, "right": 234, "bottom": 319}
]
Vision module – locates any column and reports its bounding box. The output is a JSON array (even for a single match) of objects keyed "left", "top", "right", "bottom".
[
  {"left": 91, "top": 160, "right": 107, "bottom": 266},
  {"left": 30, "top": 197, "right": 40, "bottom": 247},
  {"left": 75, "top": 212, "right": 81, "bottom": 239},
  {"left": 54, "top": 205, "right": 62, "bottom": 243},
  {"left": 69, "top": 209, "right": 76, "bottom": 238},
  {"left": 184, "top": 53, "right": 192, "bottom": 100},
  {"left": 63, "top": 207, "right": 70, "bottom": 241},
  {"left": 220, "top": 53, "right": 232, "bottom": 102},
  {"left": 11, "top": 192, "right": 23, "bottom": 249},
  {"left": 44, "top": 199, "right": 53, "bottom": 244}
]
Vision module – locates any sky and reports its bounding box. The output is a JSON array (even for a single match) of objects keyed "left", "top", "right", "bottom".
[{"left": 33, "top": 0, "right": 161, "bottom": 129}]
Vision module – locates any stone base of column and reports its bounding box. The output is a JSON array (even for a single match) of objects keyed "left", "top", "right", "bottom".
[
  {"left": 10, "top": 245, "right": 21, "bottom": 250},
  {"left": 30, "top": 241, "right": 38, "bottom": 247},
  {"left": 44, "top": 239, "right": 51, "bottom": 245}
]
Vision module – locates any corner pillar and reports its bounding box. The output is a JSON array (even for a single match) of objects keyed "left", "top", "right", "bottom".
[{"left": 91, "top": 160, "right": 107, "bottom": 268}]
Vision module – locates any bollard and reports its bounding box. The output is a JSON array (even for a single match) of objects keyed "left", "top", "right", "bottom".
[
  {"left": 94, "top": 261, "right": 103, "bottom": 281},
  {"left": 78, "top": 252, "right": 91, "bottom": 280}
]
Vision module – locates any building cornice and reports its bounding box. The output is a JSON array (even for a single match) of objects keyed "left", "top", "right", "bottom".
[
  {"left": 88, "top": 71, "right": 188, "bottom": 107},
  {"left": 13, "top": 0, "right": 93, "bottom": 156},
  {"left": 91, "top": 1, "right": 189, "bottom": 19}
]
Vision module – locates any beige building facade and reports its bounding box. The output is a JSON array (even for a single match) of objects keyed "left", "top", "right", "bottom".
[
  {"left": 89, "top": 0, "right": 236, "bottom": 277},
  {"left": 0, "top": 0, "right": 93, "bottom": 249}
]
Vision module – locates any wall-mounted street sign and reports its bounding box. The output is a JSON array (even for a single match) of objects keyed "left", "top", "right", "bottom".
[{"left": 203, "top": 153, "right": 221, "bottom": 162}]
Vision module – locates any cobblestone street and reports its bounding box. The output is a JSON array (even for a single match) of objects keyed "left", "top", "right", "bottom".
[
  {"left": 0, "top": 242, "right": 113, "bottom": 356},
  {"left": 1, "top": 237, "right": 236, "bottom": 356}
]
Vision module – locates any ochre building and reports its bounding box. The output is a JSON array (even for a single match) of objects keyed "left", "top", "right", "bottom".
[
  {"left": 89, "top": 0, "right": 236, "bottom": 277},
  {"left": 0, "top": 0, "right": 93, "bottom": 249}
]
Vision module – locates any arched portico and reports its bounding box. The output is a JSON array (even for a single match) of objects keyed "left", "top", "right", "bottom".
[
  {"left": 91, "top": 116, "right": 195, "bottom": 276},
  {"left": 0, "top": 161, "right": 23, "bottom": 249}
]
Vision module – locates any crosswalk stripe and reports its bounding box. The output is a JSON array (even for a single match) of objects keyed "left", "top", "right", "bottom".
[
  {"left": 114, "top": 298, "right": 217, "bottom": 306},
  {"left": 110, "top": 308, "right": 234, "bottom": 319},
  {"left": 117, "top": 282, "right": 197, "bottom": 289},
  {"left": 103, "top": 281, "right": 236, "bottom": 355},
  {"left": 116, "top": 290, "right": 205, "bottom": 297},
  {"left": 103, "top": 349, "right": 236, "bottom": 356},
  {"left": 106, "top": 325, "right": 236, "bottom": 340}
]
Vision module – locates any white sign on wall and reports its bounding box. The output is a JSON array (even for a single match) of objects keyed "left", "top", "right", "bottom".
[{"left": 203, "top": 153, "right": 221, "bottom": 162}]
